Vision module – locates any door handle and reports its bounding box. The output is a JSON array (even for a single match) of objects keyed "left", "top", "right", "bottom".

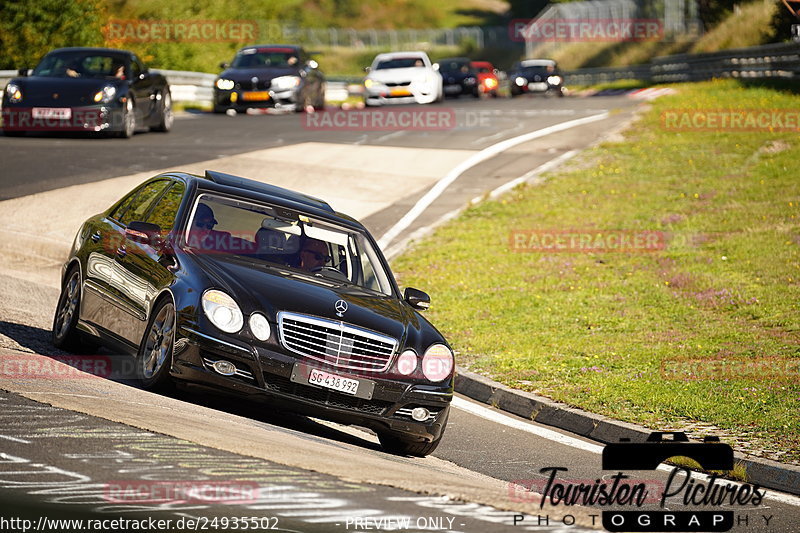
[
  {"left": 90, "top": 231, "right": 101, "bottom": 242},
  {"left": 116, "top": 246, "right": 127, "bottom": 258}
]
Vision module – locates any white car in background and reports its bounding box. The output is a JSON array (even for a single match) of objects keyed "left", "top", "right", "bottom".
[{"left": 363, "top": 51, "right": 443, "bottom": 106}]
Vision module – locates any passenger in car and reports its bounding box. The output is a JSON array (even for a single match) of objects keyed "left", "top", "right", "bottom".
[{"left": 298, "top": 238, "right": 331, "bottom": 271}]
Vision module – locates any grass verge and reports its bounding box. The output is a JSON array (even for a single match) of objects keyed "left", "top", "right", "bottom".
[{"left": 392, "top": 79, "right": 800, "bottom": 464}]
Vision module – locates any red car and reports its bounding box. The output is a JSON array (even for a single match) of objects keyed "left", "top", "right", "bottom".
[{"left": 470, "top": 61, "right": 499, "bottom": 98}]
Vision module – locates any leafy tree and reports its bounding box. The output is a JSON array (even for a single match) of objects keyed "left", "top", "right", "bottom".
[{"left": 0, "top": 0, "right": 106, "bottom": 69}]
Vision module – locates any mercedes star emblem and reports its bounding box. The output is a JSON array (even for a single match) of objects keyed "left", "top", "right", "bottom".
[{"left": 334, "top": 299, "right": 348, "bottom": 317}]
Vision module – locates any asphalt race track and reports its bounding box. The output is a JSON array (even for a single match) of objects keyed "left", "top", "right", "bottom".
[{"left": 1, "top": 94, "right": 799, "bottom": 532}]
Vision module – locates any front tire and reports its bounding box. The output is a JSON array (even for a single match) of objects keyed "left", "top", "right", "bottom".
[
  {"left": 151, "top": 91, "right": 173, "bottom": 132},
  {"left": 118, "top": 98, "right": 136, "bottom": 138},
  {"left": 137, "top": 298, "right": 176, "bottom": 390},
  {"left": 52, "top": 267, "right": 86, "bottom": 351},
  {"left": 378, "top": 412, "right": 448, "bottom": 457}
]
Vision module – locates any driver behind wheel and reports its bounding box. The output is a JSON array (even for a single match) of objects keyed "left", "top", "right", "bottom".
[{"left": 298, "top": 238, "right": 331, "bottom": 271}]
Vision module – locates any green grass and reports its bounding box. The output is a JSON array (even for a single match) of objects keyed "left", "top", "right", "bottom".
[{"left": 392, "top": 79, "right": 800, "bottom": 464}]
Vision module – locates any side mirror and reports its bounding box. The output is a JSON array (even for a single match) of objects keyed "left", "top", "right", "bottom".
[
  {"left": 404, "top": 287, "right": 430, "bottom": 310},
  {"left": 307, "top": 59, "right": 319, "bottom": 69},
  {"left": 17, "top": 67, "right": 29, "bottom": 77},
  {"left": 126, "top": 221, "right": 164, "bottom": 248},
  {"left": 432, "top": 63, "right": 439, "bottom": 71},
  {"left": 363, "top": 66, "right": 371, "bottom": 73},
  {"left": 220, "top": 62, "right": 229, "bottom": 69}
]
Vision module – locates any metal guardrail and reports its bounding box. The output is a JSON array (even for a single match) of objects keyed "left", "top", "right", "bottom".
[{"left": 564, "top": 41, "right": 800, "bottom": 85}]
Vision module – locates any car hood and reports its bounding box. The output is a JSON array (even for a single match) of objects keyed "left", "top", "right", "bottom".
[
  {"left": 368, "top": 68, "right": 434, "bottom": 84},
  {"left": 7, "top": 76, "right": 122, "bottom": 106},
  {"left": 219, "top": 67, "right": 299, "bottom": 82},
  {"left": 440, "top": 71, "right": 473, "bottom": 82},
  {"left": 192, "top": 253, "right": 420, "bottom": 343}
]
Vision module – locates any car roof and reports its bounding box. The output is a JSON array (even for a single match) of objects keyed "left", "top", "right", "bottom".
[
  {"left": 520, "top": 59, "right": 557, "bottom": 67},
  {"left": 438, "top": 57, "right": 471, "bottom": 63},
  {"left": 173, "top": 171, "right": 365, "bottom": 230},
  {"left": 45, "top": 47, "right": 134, "bottom": 56},
  {"left": 374, "top": 51, "right": 429, "bottom": 60},
  {"left": 237, "top": 44, "right": 302, "bottom": 52}
]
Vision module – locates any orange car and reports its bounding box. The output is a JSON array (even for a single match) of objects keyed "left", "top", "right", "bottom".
[{"left": 470, "top": 61, "right": 499, "bottom": 97}]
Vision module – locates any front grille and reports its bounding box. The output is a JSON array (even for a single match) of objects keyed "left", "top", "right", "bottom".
[
  {"left": 263, "top": 373, "right": 391, "bottom": 415},
  {"left": 385, "top": 81, "right": 411, "bottom": 87},
  {"left": 278, "top": 312, "right": 397, "bottom": 372}
]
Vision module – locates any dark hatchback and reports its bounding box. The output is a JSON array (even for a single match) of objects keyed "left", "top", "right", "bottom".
[
  {"left": 435, "top": 57, "right": 479, "bottom": 98},
  {"left": 53, "top": 170, "right": 453, "bottom": 456},
  {"left": 2, "top": 47, "right": 172, "bottom": 138},
  {"left": 214, "top": 45, "right": 326, "bottom": 113},
  {"left": 509, "top": 59, "right": 564, "bottom": 97}
]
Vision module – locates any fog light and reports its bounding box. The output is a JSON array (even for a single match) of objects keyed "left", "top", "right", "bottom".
[
  {"left": 411, "top": 407, "right": 430, "bottom": 422},
  {"left": 211, "top": 360, "right": 237, "bottom": 376}
]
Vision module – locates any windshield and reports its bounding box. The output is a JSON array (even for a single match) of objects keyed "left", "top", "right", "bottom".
[
  {"left": 439, "top": 60, "right": 470, "bottom": 73},
  {"left": 33, "top": 51, "right": 128, "bottom": 79},
  {"left": 375, "top": 57, "right": 425, "bottom": 70},
  {"left": 184, "top": 194, "right": 395, "bottom": 296},
  {"left": 231, "top": 48, "right": 299, "bottom": 69}
]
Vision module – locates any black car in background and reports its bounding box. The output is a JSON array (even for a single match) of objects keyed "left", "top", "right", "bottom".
[
  {"left": 509, "top": 59, "right": 565, "bottom": 97},
  {"left": 2, "top": 47, "right": 172, "bottom": 138},
  {"left": 52, "top": 170, "right": 453, "bottom": 456},
  {"left": 214, "top": 45, "right": 326, "bottom": 113},
  {"left": 435, "top": 57, "right": 479, "bottom": 98}
]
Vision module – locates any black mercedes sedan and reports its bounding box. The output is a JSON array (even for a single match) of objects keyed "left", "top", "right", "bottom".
[
  {"left": 214, "top": 45, "right": 326, "bottom": 113},
  {"left": 435, "top": 57, "right": 479, "bottom": 98},
  {"left": 2, "top": 47, "right": 172, "bottom": 138},
  {"left": 52, "top": 170, "right": 452, "bottom": 456}
]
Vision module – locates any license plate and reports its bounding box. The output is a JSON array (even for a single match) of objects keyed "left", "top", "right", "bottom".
[
  {"left": 528, "top": 82, "right": 548, "bottom": 92},
  {"left": 308, "top": 368, "right": 359, "bottom": 395},
  {"left": 241, "top": 91, "right": 270, "bottom": 102},
  {"left": 444, "top": 85, "right": 461, "bottom": 94},
  {"left": 32, "top": 107, "right": 71, "bottom": 119},
  {"left": 389, "top": 88, "right": 411, "bottom": 96},
  {"left": 290, "top": 363, "right": 375, "bottom": 400}
]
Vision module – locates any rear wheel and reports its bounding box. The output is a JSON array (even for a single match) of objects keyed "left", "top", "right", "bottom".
[{"left": 137, "top": 298, "right": 176, "bottom": 390}]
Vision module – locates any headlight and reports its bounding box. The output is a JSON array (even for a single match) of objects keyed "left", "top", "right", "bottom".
[
  {"left": 547, "top": 75, "right": 563, "bottom": 85},
  {"left": 202, "top": 290, "right": 243, "bottom": 334},
  {"left": 364, "top": 78, "right": 375, "bottom": 88},
  {"left": 422, "top": 344, "right": 454, "bottom": 382},
  {"left": 271, "top": 75, "right": 300, "bottom": 91},
  {"left": 6, "top": 83, "right": 22, "bottom": 103},
  {"left": 92, "top": 85, "right": 116, "bottom": 104},
  {"left": 485, "top": 78, "right": 498, "bottom": 89},
  {"left": 515, "top": 77, "right": 526, "bottom": 87},
  {"left": 249, "top": 312, "right": 270, "bottom": 341},
  {"left": 216, "top": 78, "right": 235, "bottom": 91},
  {"left": 396, "top": 350, "right": 417, "bottom": 376}
]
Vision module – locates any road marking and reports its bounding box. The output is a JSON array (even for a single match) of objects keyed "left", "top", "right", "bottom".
[
  {"left": 452, "top": 396, "right": 603, "bottom": 453},
  {"left": 453, "top": 397, "right": 800, "bottom": 506},
  {"left": 0, "top": 434, "right": 31, "bottom": 444},
  {"left": 377, "top": 112, "right": 610, "bottom": 249}
]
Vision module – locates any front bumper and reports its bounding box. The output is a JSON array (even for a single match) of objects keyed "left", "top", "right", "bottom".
[
  {"left": 1, "top": 105, "right": 123, "bottom": 132},
  {"left": 364, "top": 83, "right": 438, "bottom": 106},
  {"left": 214, "top": 88, "right": 297, "bottom": 111},
  {"left": 171, "top": 325, "right": 452, "bottom": 442}
]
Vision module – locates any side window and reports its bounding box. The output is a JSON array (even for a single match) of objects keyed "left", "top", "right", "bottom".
[
  {"left": 109, "top": 191, "right": 138, "bottom": 222},
  {"left": 146, "top": 182, "right": 185, "bottom": 230},
  {"left": 119, "top": 180, "right": 170, "bottom": 226},
  {"left": 130, "top": 59, "right": 142, "bottom": 79}
]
